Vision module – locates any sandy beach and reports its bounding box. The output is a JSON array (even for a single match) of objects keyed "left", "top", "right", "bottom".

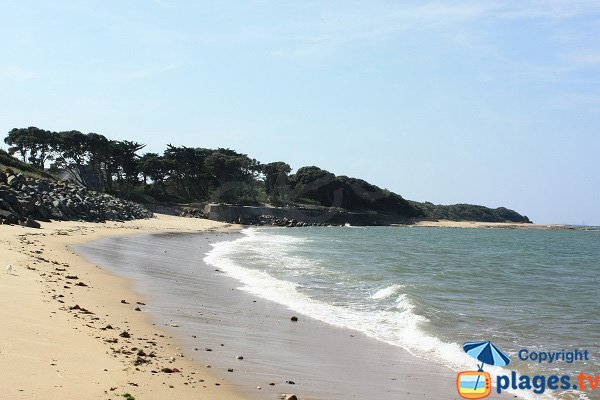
[
  {"left": 401, "top": 220, "right": 569, "bottom": 229},
  {"left": 0, "top": 214, "right": 246, "bottom": 400},
  {"left": 0, "top": 215, "right": 535, "bottom": 399}
]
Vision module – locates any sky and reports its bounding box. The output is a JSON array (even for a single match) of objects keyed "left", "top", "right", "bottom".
[{"left": 1, "top": 1, "right": 599, "bottom": 225}]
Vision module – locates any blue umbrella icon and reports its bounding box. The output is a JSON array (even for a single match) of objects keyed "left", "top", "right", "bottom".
[{"left": 463, "top": 341, "right": 511, "bottom": 392}]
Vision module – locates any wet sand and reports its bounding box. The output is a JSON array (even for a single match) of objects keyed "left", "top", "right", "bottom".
[
  {"left": 76, "top": 231, "right": 514, "bottom": 400},
  {"left": 0, "top": 215, "right": 246, "bottom": 400}
]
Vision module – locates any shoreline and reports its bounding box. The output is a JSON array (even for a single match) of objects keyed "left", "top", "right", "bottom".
[
  {"left": 0, "top": 215, "right": 550, "bottom": 399},
  {"left": 74, "top": 226, "right": 517, "bottom": 400},
  {"left": 0, "top": 214, "right": 247, "bottom": 400}
]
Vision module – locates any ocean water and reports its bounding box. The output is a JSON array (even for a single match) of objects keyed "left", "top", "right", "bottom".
[{"left": 205, "top": 226, "right": 600, "bottom": 400}]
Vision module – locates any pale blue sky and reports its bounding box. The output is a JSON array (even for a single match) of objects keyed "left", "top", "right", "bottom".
[{"left": 1, "top": 1, "right": 599, "bottom": 224}]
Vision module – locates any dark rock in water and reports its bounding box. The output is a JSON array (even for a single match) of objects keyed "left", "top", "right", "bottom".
[
  {"left": 134, "top": 306, "right": 141, "bottom": 311},
  {"left": 121, "top": 300, "right": 129, "bottom": 304},
  {"left": 119, "top": 331, "right": 131, "bottom": 338},
  {"left": 284, "top": 395, "right": 298, "bottom": 400},
  {"left": 286, "top": 380, "right": 296, "bottom": 385},
  {"left": 290, "top": 316, "right": 298, "bottom": 322}
]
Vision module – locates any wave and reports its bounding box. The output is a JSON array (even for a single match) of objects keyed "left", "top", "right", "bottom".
[
  {"left": 204, "top": 228, "right": 559, "bottom": 400},
  {"left": 370, "top": 284, "right": 405, "bottom": 300}
]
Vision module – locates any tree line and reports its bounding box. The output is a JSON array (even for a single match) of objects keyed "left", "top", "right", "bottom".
[{"left": 4, "top": 126, "right": 421, "bottom": 216}]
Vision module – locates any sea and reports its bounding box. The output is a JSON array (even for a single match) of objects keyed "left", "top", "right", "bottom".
[{"left": 204, "top": 226, "right": 600, "bottom": 400}]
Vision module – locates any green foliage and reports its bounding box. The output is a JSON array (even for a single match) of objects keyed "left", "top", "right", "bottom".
[
  {"left": 288, "top": 166, "right": 422, "bottom": 216},
  {"left": 0, "top": 148, "right": 55, "bottom": 179},
  {"left": 4, "top": 127, "right": 58, "bottom": 168},
  {"left": 411, "top": 201, "right": 531, "bottom": 223},
  {"left": 262, "top": 161, "right": 291, "bottom": 201},
  {"left": 2, "top": 126, "right": 530, "bottom": 222}
]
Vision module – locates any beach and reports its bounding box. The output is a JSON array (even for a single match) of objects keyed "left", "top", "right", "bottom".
[
  {"left": 0, "top": 214, "right": 245, "bottom": 400},
  {"left": 1, "top": 216, "right": 594, "bottom": 399}
]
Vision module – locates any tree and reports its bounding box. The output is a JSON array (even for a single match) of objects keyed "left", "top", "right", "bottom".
[
  {"left": 4, "top": 127, "right": 57, "bottom": 168},
  {"left": 85, "top": 133, "right": 112, "bottom": 191},
  {"left": 204, "top": 148, "right": 259, "bottom": 202},
  {"left": 139, "top": 152, "right": 172, "bottom": 193},
  {"left": 111, "top": 140, "right": 145, "bottom": 189},
  {"left": 289, "top": 166, "right": 340, "bottom": 206},
  {"left": 53, "top": 130, "right": 90, "bottom": 185},
  {"left": 262, "top": 161, "right": 291, "bottom": 201}
]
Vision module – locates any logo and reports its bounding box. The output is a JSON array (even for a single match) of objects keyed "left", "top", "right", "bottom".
[
  {"left": 457, "top": 341, "right": 511, "bottom": 399},
  {"left": 456, "top": 371, "right": 491, "bottom": 399}
]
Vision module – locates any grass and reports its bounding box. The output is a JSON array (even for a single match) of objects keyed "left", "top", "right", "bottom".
[{"left": 0, "top": 149, "right": 55, "bottom": 180}]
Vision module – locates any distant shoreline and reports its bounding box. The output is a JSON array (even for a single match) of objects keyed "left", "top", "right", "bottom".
[{"left": 393, "top": 220, "right": 593, "bottom": 230}]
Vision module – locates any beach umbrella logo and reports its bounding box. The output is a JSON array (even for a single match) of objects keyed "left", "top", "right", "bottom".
[{"left": 456, "top": 341, "right": 511, "bottom": 399}]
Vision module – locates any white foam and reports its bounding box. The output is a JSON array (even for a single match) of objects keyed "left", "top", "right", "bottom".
[
  {"left": 370, "top": 284, "right": 405, "bottom": 300},
  {"left": 204, "top": 228, "right": 561, "bottom": 400}
]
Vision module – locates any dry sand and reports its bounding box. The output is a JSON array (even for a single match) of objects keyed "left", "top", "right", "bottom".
[
  {"left": 0, "top": 214, "right": 247, "bottom": 400},
  {"left": 402, "top": 219, "right": 566, "bottom": 229}
]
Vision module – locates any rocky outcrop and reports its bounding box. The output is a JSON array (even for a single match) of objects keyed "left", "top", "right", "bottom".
[{"left": 0, "top": 170, "right": 152, "bottom": 228}]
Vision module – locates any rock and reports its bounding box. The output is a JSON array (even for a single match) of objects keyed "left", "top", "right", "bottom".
[
  {"left": 283, "top": 395, "right": 298, "bottom": 400},
  {"left": 286, "top": 380, "right": 296, "bottom": 385},
  {"left": 134, "top": 307, "right": 141, "bottom": 311},
  {"left": 290, "top": 316, "right": 298, "bottom": 322},
  {"left": 20, "top": 217, "right": 41, "bottom": 228},
  {"left": 119, "top": 331, "right": 131, "bottom": 338},
  {"left": 236, "top": 355, "right": 243, "bottom": 360},
  {"left": 0, "top": 173, "right": 153, "bottom": 228}
]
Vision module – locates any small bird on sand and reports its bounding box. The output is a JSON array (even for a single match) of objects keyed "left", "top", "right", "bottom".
[{"left": 6, "top": 264, "right": 13, "bottom": 274}]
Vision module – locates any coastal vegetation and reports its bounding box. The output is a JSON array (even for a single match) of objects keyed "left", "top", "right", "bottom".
[{"left": 3, "top": 126, "right": 530, "bottom": 223}]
